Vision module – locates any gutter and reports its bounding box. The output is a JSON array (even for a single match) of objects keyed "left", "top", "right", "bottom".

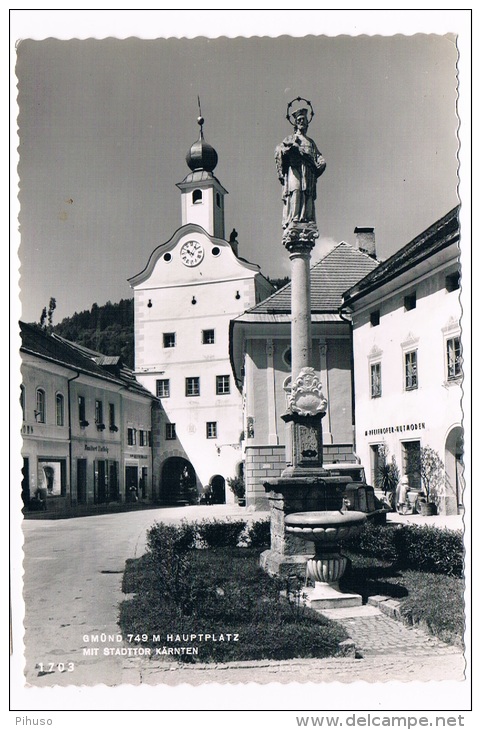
[{"left": 67, "top": 371, "right": 81, "bottom": 507}]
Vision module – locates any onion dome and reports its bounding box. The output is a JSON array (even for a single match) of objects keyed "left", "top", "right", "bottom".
[{"left": 186, "top": 115, "right": 218, "bottom": 173}]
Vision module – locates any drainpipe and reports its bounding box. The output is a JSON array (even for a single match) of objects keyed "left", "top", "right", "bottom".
[
  {"left": 338, "top": 303, "right": 357, "bottom": 456},
  {"left": 67, "top": 372, "right": 81, "bottom": 507}
]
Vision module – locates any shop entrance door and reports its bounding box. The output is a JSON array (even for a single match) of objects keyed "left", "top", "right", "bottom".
[
  {"left": 77, "top": 459, "right": 87, "bottom": 503},
  {"left": 125, "top": 465, "right": 139, "bottom": 502}
]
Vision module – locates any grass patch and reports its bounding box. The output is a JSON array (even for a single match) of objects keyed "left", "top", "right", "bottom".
[
  {"left": 119, "top": 545, "right": 349, "bottom": 663},
  {"left": 342, "top": 552, "right": 465, "bottom": 647}
]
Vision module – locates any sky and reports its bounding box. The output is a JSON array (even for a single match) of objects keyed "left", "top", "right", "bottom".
[{"left": 12, "top": 10, "right": 466, "bottom": 325}]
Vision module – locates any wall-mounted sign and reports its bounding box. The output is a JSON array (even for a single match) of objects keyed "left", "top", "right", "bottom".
[
  {"left": 84, "top": 444, "right": 109, "bottom": 453},
  {"left": 365, "top": 422, "right": 426, "bottom": 437}
]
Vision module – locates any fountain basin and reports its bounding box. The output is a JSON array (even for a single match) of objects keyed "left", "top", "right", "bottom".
[
  {"left": 285, "top": 510, "right": 367, "bottom": 609},
  {"left": 285, "top": 510, "right": 366, "bottom": 543}
]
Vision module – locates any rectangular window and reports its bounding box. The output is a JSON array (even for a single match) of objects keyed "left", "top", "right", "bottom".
[
  {"left": 109, "top": 403, "right": 117, "bottom": 430},
  {"left": 202, "top": 329, "right": 215, "bottom": 344},
  {"left": 404, "top": 292, "right": 416, "bottom": 311},
  {"left": 156, "top": 379, "right": 170, "bottom": 398},
  {"left": 127, "top": 428, "right": 136, "bottom": 446},
  {"left": 139, "top": 430, "right": 145, "bottom": 447},
  {"left": 186, "top": 377, "right": 200, "bottom": 397},
  {"left": 163, "top": 332, "right": 176, "bottom": 348},
  {"left": 78, "top": 395, "right": 86, "bottom": 424},
  {"left": 206, "top": 422, "right": 217, "bottom": 439},
  {"left": 95, "top": 399, "right": 103, "bottom": 425},
  {"left": 404, "top": 350, "right": 418, "bottom": 390},
  {"left": 216, "top": 375, "right": 230, "bottom": 395},
  {"left": 370, "top": 310, "right": 380, "bottom": 327},
  {"left": 370, "top": 362, "right": 382, "bottom": 398},
  {"left": 166, "top": 423, "right": 176, "bottom": 440},
  {"left": 446, "top": 336, "right": 462, "bottom": 380}
]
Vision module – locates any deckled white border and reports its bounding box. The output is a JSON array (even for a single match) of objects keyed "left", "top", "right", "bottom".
[{"left": 8, "top": 7, "right": 475, "bottom": 722}]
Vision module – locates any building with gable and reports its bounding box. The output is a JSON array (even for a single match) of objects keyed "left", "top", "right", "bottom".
[
  {"left": 128, "top": 118, "right": 274, "bottom": 504},
  {"left": 230, "top": 234, "right": 379, "bottom": 509},
  {"left": 20, "top": 322, "right": 158, "bottom": 514},
  {"left": 341, "top": 207, "right": 462, "bottom": 515}
]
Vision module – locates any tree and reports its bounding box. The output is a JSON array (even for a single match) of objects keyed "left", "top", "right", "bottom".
[
  {"left": 418, "top": 446, "right": 445, "bottom": 506},
  {"left": 38, "top": 297, "right": 56, "bottom": 332}
]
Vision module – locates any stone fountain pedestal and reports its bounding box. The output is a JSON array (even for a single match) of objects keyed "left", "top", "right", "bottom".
[{"left": 285, "top": 510, "right": 366, "bottom": 608}]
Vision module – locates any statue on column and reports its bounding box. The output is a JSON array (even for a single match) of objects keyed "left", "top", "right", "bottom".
[{"left": 275, "top": 99, "right": 326, "bottom": 231}]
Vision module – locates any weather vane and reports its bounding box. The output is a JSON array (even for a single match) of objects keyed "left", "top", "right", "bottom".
[{"left": 197, "top": 95, "right": 204, "bottom": 130}]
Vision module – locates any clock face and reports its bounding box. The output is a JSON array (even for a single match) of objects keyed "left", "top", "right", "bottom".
[{"left": 180, "top": 240, "right": 204, "bottom": 267}]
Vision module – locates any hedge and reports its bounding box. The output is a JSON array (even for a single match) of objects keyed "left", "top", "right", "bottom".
[{"left": 343, "top": 522, "right": 464, "bottom": 577}]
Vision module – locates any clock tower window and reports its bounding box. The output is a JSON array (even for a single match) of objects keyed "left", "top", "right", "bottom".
[{"left": 192, "top": 189, "right": 203, "bottom": 204}]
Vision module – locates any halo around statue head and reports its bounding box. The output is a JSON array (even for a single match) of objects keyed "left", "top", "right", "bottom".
[{"left": 286, "top": 97, "right": 315, "bottom": 126}]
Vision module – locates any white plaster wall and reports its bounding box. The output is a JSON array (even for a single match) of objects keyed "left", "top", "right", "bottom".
[{"left": 352, "top": 267, "right": 462, "bottom": 484}]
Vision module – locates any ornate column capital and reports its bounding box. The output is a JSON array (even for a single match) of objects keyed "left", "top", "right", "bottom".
[{"left": 283, "top": 222, "right": 319, "bottom": 251}]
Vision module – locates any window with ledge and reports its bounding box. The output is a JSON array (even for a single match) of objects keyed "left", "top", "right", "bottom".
[
  {"left": 202, "top": 329, "right": 215, "bottom": 344},
  {"left": 404, "top": 350, "right": 418, "bottom": 390},
  {"left": 206, "top": 422, "right": 217, "bottom": 439},
  {"left": 127, "top": 428, "right": 137, "bottom": 446},
  {"left": 166, "top": 423, "right": 176, "bottom": 440},
  {"left": 56, "top": 393, "right": 64, "bottom": 426},
  {"left": 109, "top": 403, "right": 118, "bottom": 431},
  {"left": 78, "top": 395, "right": 87, "bottom": 426},
  {"left": 156, "top": 379, "right": 170, "bottom": 398},
  {"left": 404, "top": 292, "right": 417, "bottom": 311},
  {"left": 370, "top": 310, "right": 380, "bottom": 327},
  {"left": 139, "top": 430, "right": 148, "bottom": 447},
  {"left": 95, "top": 400, "right": 104, "bottom": 428},
  {"left": 370, "top": 362, "right": 382, "bottom": 398},
  {"left": 216, "top": 375, "right": 230, "bottom": 395},
  {"left": 36, "top": 388, "right": 46, "bottom": 423},
  {"left": 446, "top": 336, "right": 462, "bottom": 380},
  {"left": 186, "top": 377, "right": 200, "bottom": 397},
  {"left": 445, "top": 272, "right": 460, "bottom": 292},
  {"left": 163, "top": 332, "right": 176, "bottom": 348}
]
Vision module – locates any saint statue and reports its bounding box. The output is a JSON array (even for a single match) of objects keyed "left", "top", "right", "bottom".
[{"left": 275, "top": 106, "right": 326, "bottom": 230}]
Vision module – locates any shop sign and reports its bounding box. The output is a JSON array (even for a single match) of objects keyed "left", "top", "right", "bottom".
[
  {"left": 365, "top": 422, "right": 426, "bottom": 437},
  {"left": 84, "top": 444, "right": 109, "bottom": 453}
]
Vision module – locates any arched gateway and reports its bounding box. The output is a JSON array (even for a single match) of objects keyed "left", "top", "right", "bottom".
[
  {"left": 160, "top": 457, "right": 198, "bottom": 505},
  {"left": 445, "top": 426, "right": 464, "bottom": 515}
]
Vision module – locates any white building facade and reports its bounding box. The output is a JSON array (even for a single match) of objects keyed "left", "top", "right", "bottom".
[
  {"left": 341, "top": 208, "right": 462, "bottom": 515},
  {"left": 129, "top": 120, "right": 273, "bottom": 504}
]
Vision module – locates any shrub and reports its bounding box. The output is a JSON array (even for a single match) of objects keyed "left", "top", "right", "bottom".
[
  {"left": 247, "top": 518, "right": 271, "bottom": 548},
  {"left": 344, "top": 521, "right": 399, "bottom": 562},
  {"left": 344, "top": 522, "right": 464, "bottom": 577},
  {"left": 227, "top": 475, "right": 245, "bottom": 502},
  {"left": 396, "top": 525, "right": 464, "bottom": 577},
  {"left": 196, "top": 518, "right": 247, "bottom": 548}
]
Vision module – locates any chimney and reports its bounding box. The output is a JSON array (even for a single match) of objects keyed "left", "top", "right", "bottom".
[{"left": 354, "top": 227, "right": 376, "bottom": 259}]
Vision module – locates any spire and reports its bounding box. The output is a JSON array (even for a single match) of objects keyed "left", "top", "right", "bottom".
[{"left": 186, "top": 97, "right": 218, "bottom": 173}]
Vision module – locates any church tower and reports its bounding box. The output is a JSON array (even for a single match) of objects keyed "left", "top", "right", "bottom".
[
  {"left": 129, "top": 111, "right": 274, "bottom": 505},
  {"left": 176, "top": 113, "right": 227, "bottom": 239}
]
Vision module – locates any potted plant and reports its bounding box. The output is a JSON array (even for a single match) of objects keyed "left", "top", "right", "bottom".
[
  {"left": 416, "top": 446, "right": 445, "bottom": 515},
  {"left": 227, "top": 475, "right": 246, "bottom": 506}
]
